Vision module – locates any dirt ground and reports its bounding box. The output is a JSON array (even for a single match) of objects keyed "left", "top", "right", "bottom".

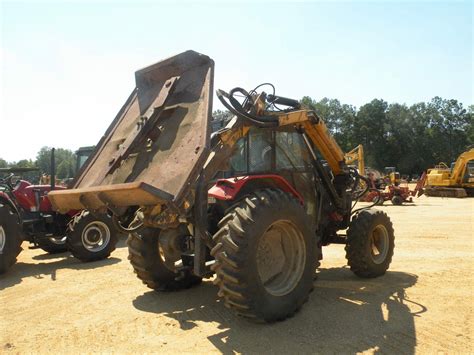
[{"left": 1, "top": 195, "right": 473, "bottom": 354}]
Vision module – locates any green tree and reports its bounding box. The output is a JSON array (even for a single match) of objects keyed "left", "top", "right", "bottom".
[
  {"left": 352, "top": 99, "right": 389, "bottom": 169},
  {"left": 35, "top": 147, "right": 76, "bottom": 179},
  {"left": 8, "top": 159, "right": 39, "bottom": 182},
  {"left": 300, "top": 96, "right": 356, "bottom": 151},
  {"left": 212, "top": 110, "right": 233, "bottom": 131},
  {"left": 425, "top": 97, "right": 470, "bottom": 164},
  {"left": 56, "top": 159, "right": 75, "bottom": 179},
  {"left": 300, "top": 96, "right": 472, "bottom": 175},
  {"left": 468, "top": 105, "right": 474, "bottom": 146}
]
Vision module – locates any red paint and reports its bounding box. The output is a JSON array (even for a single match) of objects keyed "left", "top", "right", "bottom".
[
  {"left": 12, "top": 180, "right": 68, "bottom": 213},
  {"left": 208, "top": 175, "right": 304, "bottom": 204},
  {"left": 361, "top": 185, "right": 413, "bottom": 204},
  {"left": 329, "top": 212, "right": 343, "bottom": 222}
]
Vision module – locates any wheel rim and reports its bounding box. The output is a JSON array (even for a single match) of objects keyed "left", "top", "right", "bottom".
[
  {"left": 256, "top": 220, "right": 306, "bottom": 297},
  {"left": 0, "top": 226, "right": 5, "bottom": 252},
  {"left": 158, "top": 244, "right": 174, "bottom": 271},
  {"left": 81, "top": 221, "right": 110, "bottom": 252},
  {"left": 370, "top": 224, "right": 389, "bottom": 264},
  {"left": 48, "top": 236, "right": 66, "bottom": 245}
]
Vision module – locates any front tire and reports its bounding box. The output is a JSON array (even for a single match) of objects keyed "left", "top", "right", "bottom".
[
  {"left": 391, "top": 195, "right": 403, "bottom": 205},
  {"left": 372, "top": 195, "right": 384, "bottom": 205},
  {"left": 345, "top": 209, "right": 394, "bottom": 278},
  {"left": 0, "top": 204, "right": 22, "bottom": 274},
  {"left": 127, "top": 228, "right": 202, "bottom": 291},
  {"left": 67, "top": 211, "right": 118, "bottom": 262},
  {"left": 36, "top": 236, "right": 68, "bottom": 254},
  {"left": 211, "top": 189, "right": 317, "bottom": 322}
]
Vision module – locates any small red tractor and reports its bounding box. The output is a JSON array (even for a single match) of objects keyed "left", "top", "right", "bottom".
[
  {"left": 360, "top": 167, "right": 425, "bottom": 205},
  {"left": 361, "top": 184, "right": 414, "bottom": 205},
  {"left": 0, "top": 152, "right": 119, "bottom": 274}
]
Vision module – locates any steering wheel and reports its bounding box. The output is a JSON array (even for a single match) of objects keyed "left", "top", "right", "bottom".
[{"left": 0, "top": 173, "right": 15, "bottom": 190}]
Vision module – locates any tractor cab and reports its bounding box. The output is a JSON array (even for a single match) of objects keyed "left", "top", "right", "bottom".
[
  {"left": 75, "top": 146, "right": 95, "bottom": 172},
  {"left": 210, "top": 126, "right": 321, "bottom": 229},
  {"left": 463, "top": 160, "right": 474, "bottom": 183}
]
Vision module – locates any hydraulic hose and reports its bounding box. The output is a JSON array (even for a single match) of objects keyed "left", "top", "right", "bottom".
[
  {"left": 216, "top": 89, "right": 278, "bottom": 128},
  {"left": 112, "top": 213, "right": 144, "bottom": 234},
  {"left": 350, "top": 171, "right": 383, "bottom": 215}
]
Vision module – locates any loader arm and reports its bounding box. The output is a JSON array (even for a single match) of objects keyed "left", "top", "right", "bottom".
[
  {"left": 210, "top": 91, "right": 353, "bottom": 213},
  {"left": 213, "top": 98, "right": 346, "bottom": 175}
]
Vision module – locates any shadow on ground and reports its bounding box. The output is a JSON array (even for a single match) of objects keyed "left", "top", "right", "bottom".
[
  {"left": 133, "top": 268, "right": 423, "bottom": 354},
  {"left": 377, "top": 203, "right": 418, "bottom": 208},
  {"left": 0, "top": 253, "right": 122, "bottom": 291},
  {"left": 30, "top": 236, "right": 128, "bottom": 262}
]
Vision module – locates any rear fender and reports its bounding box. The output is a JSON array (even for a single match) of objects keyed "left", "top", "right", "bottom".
[
  {"left": 208, "top": 175, "right": 304, "bottom": 204},
  {"left": 0, "top": 191, "right": 21, "bottom": 222}
]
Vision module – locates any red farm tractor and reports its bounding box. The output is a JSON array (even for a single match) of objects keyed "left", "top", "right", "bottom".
[
  {"left": 0, "top": 151, "right": 119, "bottom": 274},
  {"left": 49, "top": 51, "right": 396, "bottom": 322}
]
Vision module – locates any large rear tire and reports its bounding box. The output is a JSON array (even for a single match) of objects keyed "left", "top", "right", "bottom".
[
  {"left": 211, "top": 188, "right": 317, "bottom": 322},
  {"left": 345, "top": 209, "right": 394, "bottom": 278},
  {"left": 66, "top": 211, "right": 118, "bottom": 262},
  {"left": 0, "top": 204, "right": 22, "bottom": 274},
  {"left": 127, "top": 228, "right": 202, "bottom": 291}
]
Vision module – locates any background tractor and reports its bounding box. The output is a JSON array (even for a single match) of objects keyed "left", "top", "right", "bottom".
[
  {"left": 344, "top": 146, "right": 417, "bottom": 205},
  {"left": 49, "top": 51, "right": 395, "bottom": 322},
  {"left": 0, "top": 149, "right": 119, "bottom": 274}
]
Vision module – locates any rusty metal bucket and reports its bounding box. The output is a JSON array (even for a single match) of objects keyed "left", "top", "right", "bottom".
[{"left": 49, "top": 50, "right": 214, "bottom": 213}]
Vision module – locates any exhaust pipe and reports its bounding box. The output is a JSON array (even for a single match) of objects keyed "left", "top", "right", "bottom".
[{"left": 50, "top": 148, "right": 56, "bottom": 190}]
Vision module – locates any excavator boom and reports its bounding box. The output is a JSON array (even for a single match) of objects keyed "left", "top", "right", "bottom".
[{"left": 344, "top": 144, "right": 365, "bottom": 174}]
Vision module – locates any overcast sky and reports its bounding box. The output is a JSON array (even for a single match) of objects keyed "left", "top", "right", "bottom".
[{"left": 1, "top": 1, "right": 472, "bottom": 162}]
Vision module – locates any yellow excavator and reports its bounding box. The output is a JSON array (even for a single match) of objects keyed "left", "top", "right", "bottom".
[
  {"left": 423, "top": 148, "right": 474, "bottom": 197},
  {"left": 343, "top": 145, "right": 388, "bottom": 190},
  {"left": 344, "top": 144, "right": 365, "bottom": 175},
  {"left": 46, "top": 51, "right": 395, "bottom": 322}
]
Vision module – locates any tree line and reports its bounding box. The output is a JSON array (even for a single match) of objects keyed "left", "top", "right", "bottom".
[
  {"left": 213, "top": 96, "right": 473, "bottom": 176},
  {"left": 0, "top": 147, "right": 76, "bottom": 182},
  {"left": 2, "top": 96, "right": 471, "bottom": 182}
]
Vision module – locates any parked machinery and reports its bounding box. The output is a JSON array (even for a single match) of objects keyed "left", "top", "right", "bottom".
[
  {"left": 422, "top": 148, "right": 474, "bottom": 197},
  {"left": 344, "top": 144, "right": 365, "bottom": 175},
  {"left": 0, "top": 150, "right": 119, "bottom": 274},
  {"left": 344, "top": 147, "right": 415, "bottom": 205},
  {"left": 75, "top": 146, "right": 95, "bottom": 173},
  {"left": 48, "top": 51, "right": 395, "bottom": 322},
  {"left": 384, "top": 167, "right": 401, "bottom": 186}
]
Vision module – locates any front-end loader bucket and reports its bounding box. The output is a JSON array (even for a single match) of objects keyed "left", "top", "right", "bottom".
[{"left": 49, "top": 51, "right": 214, "bottom": 215}]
